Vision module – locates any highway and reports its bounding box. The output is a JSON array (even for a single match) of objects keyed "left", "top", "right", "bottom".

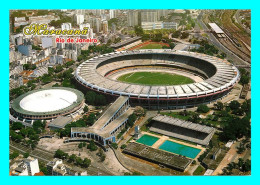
[
  {"left": 197, "top": 12, "right": 250, "bottom": 68},
  {"left": 10, "top": 142, "right": 113, "bottom": 176}
]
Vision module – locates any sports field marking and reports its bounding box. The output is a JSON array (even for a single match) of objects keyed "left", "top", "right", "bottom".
[{"left": 117, "top": 72, "right": 194, "bottom": 86}]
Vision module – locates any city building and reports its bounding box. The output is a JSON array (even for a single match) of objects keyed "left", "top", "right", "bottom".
[
  {"left": 127, "top": 10, "right": 139, "bottom": 27},
  {"left": 61, "top": 23, "right": 72, "bottom": 30},
  {"left": 17, "top": 44, "right": 32, "bottom": 56},
  {"left": 141, "top": 22, "right": 163, "bottom": 30},
  {"left": 28, "top": 15, "right": 56, "bottom": 24},
  {"left": 109, "top": 9, "right": 115, "bottom": 19},
  {"left": 111, "top": 23, "right": 116, "bottom": 34},
  {"left": 47, "top": 158, "right": 87, "bottom": 176},
  {"left": 163, "top": 22, "right": 178, "bottom": 30},
  {"left": 14, "top": 17, "right": 29, "bottom": 27},
  {"left": 10, "top": 157, "right": 40, "bottom": 176},
  {"left": 74, "top": 14, "right": 84, "bottom": 25},
  {"left": 157, "top": 10, "right": 169, "bottom": 20},
  {"left": 92, "top": 18, "right": 101, "bottom": 33},
  {"left": 50, "top": 55, "right": 64, "bottom": 65},
  {"left": 102, "top": 20, "right": 108, "bottom": 34},
  {"left": 30, "top": 66, "right": 48, "bottom": 78},
  {"left": 41, "top": 37, "right": 53, "bottom": 49},
  {"left": 141, "top": 22, "right": 178, "bottom": 30},
  {"left": 141, "top": 10, "right": 158, "bottom": 23},
  {"left": 69, "top": 96, "right": 131, "bottom": 146}
]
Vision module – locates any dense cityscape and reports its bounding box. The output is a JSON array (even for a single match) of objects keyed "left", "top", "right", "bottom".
[{"left": 9, "top": 9, "right": 251, "bottom": 176}]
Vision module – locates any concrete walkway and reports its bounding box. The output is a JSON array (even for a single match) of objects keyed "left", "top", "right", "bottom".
[{"left": 152, "top": 135, "right": 169, "bottom": 149}]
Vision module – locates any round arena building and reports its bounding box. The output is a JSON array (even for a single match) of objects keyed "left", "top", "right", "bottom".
[
  {"left": 10, "top": 87, "right": 85, "bottom": 123},
  {"left": 75, "top": 49, "right": 240, "bottom": 110}
]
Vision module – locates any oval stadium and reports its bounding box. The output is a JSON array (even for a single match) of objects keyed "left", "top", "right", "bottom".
[
  {"left": 10, "top": 87, "right": 85, "bottom": 124},
  {"left": 75, "top": 49, "right": 240, "bottom": 110}
]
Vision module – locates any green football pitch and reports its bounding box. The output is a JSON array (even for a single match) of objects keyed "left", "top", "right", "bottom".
[
  {"left": 117, "top": 72, "right": 194, "bottom": 85},
  {"left": 138, "top": 44, "right": 163, "bottom": 49}
]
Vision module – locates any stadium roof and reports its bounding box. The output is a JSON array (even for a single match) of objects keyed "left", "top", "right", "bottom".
[
  {"left": 75, "top": 49, "right": 239, "bottom": 99},
  {"left": 110, "top": 36, "right": 142, "bottom": 49},
  {"left": 11, "top": 87, "right": 84, "bottom": 116},
  {"left": 20, "top": 89, "right": 77, "bottom": 113},
  {"left": 152, "top": 114, "right": 214, "bottom": 134},
  {"left": 151, "top": 114, "right": 215, "bottom": 145},
  {"left": 208, "top": 23, "right": 224, "bottom": 34}
]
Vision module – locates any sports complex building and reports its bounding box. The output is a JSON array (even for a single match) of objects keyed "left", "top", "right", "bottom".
[
  {"left": 10, "top": 87, "right": 85, "bottom": 125},
  {"left": 68, "top": 96, "right": 132, "bottom": 146},
  {"left": 75, "top": 49, "right": 240, "bottom": 110},
  {"left": 150, "top": 115, "right": 215, "bottom": 146}
]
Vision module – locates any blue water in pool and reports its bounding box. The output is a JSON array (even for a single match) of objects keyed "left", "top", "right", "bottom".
[
  {"left": 159, "top": 140, "right": 201, "bottom": 159},
  {"left": 136, "top": 134, "right": 159, "bottom": 146}
]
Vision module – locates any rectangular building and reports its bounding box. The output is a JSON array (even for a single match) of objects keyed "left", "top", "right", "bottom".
[{"left": 123, "top": 142, "right": 192, "bottom": 171}]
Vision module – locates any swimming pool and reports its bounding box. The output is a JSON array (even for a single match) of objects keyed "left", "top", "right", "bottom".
[
  {"left": 136, "top": 134, "right": 159, "bottom": 146},
  {"left": 159, "top": 140, "right": 201, "bottom": 159}
]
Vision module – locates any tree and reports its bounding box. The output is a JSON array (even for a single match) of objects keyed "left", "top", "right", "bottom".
[
  {"left": 10, "top": 151, "right": 19, "bottom": 160},
  {"left": 83, "top": 106, "right": 89, "bottom": 113},
  {"left": 134, "top": 106, "right": 145, "bottom": 116},
  {"left": 95, "top": 94, "right": 107, "bottom": 106},
  {"left": 242, "top": 159, "right": 251, "bottom": 172},
  {"left": 232, "top": 108, "right": 244, "bottom": 116},
  {"left": 127, "top": 114, "right": 137, "bottom": 127},
  {"left": 188, "top": 112, "right": 200, "bottom": 123},
  {"left": 180, "top": 32, "right": 189, "bottom": 39},
  {"left": 11, "top": 122, "right": 24, "bottom": 130},
  {"left": 54, "top": 65, "right": 63, "bottom": 73},
  {"left": 54, "top": 149, "right": 68, "bottom": 159},
  {"left": 237, "top": 142, "right": 246, "bottom": 154},
  {"left": 85, "top": 91, "right": 96, "bottom": 105},
  {"left": 241, "top": 100, "right": 251, "bottom": 114},
  {"left": 229, "top": 100, "right": 240, "bottom": 110},
  {"left": 33, "top": 120, "right": 45, "bottom": 133},
  {"left": 214, "top": 101, "right": 224, "bottom": 110},
  {"left": 78, "top": 142, "right": 84, "bottom": 149},
  {"left": 219, "top": 116, "right": 250, "bottom": 142},
  {"left": 134, "top": 26, "right": 144, "bottom": 36},
  {"left": 23, "top": 152, "right": 29, "bottom": 158},
  {"left": 169, "top": 42, "right": 175, "bottom": 49},
  {"left": 97, "top": 148, "right": 106, "bottom": 162},
  {"left": 172, "top": 30, "right": 181, "bottom": 38},
  {"left": 240, "top": 75, "right": 249, "bottom": 85},
  {"left": 111, "top": 142, "right": 118, "bottom": 149},
  {"left": 87, "top": 140, "right": 98, "bottom": 151},
  {"left": 120, "top": 144, "right": 127, "bottom": 149},
  {"left": 82, "top": 158, "right": 91, "bottom": 168},
  {"left": 179, "top": 109, "right": 189, "bottom": 116},
  {"left": 197, "top": 104, "right": 210, "bottom": 113},
  {"left": 20, "top": 128, "right": 28, "bottom": 137},
  {"left": 68, "top": 154, "right": 77, "bottom": 163},
  {"left": 75, "top": 157, "right": 83, "bottom": 166},
  {"left": 86, "top": 113, "right": 96, "bottom": 126},
  {"left": 41, "top": 74, "right": 53, "bottom": 84}
]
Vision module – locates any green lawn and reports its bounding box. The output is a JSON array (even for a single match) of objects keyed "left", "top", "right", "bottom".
[
  {"left": 161, "top": 112, "right": 190, "bottom": 120},
  {"left": 138, "top": 44, "right": 163, "bottom": 49},
  {"left": 117, "top": 72, "right": 194, "bottom": 86},
  {"left": 193, "top": 165, "right": 205, "bottom": 175}
]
